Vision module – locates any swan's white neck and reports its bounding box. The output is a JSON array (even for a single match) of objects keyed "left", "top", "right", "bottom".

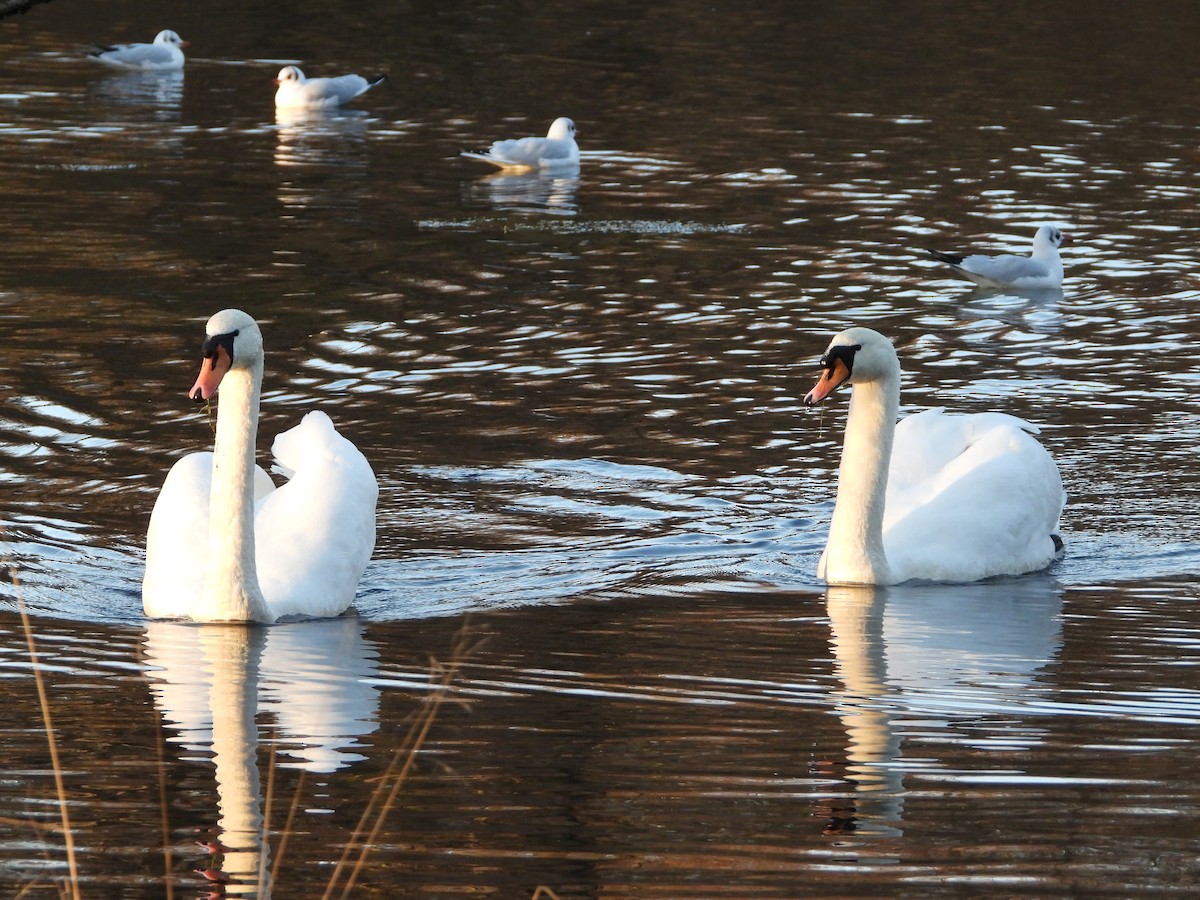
[
  {"left": 820, "top": 373, "right": 899, "bottom": 585},
  {"left": 205, "top": 357, "right": 275, "bottom": 623}
]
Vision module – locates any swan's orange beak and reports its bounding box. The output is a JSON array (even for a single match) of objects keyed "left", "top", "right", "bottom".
[
  {"left": 804, "top": 356, "right": 851, "bottom": 406},
  {"left": 190, "top": 344, "right": 232, "bottom": 402}
]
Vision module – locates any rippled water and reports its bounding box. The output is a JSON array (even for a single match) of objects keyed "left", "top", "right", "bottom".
[{"left": 2, "top": 1, "right": 1200, "bottom": 896}]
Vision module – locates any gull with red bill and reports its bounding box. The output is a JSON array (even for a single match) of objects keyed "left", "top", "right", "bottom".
[
  {"left": 461, "top": 117, "right": 580, "bottom": 171},
  {"left": 87, "top": 29, "right": 189, "bottom": 70},
  {"left": 926, "top": 224, "right": 1069, "bottom": 290},
  {"left": 274, "top": 65, "right": 387, "bottom": 110}
]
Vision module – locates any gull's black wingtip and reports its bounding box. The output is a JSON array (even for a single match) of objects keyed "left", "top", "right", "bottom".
[{"left": 926, "top": 249, "right": 964, "bottom": 266}]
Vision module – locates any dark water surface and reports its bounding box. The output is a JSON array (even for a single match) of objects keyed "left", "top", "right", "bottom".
[{"left": 2, "top": 0, "right": 1200, "bottom": 896}]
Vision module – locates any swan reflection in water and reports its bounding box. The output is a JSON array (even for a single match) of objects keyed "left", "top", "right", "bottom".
[
  {"left": 142, "top": 616, "right": 380, "bottom": 896},
  {"left": 823, "top": 578, "right": 1062, "bottom": 837},
  {"left": 464, "top": 168, "right": 580, "bottom": 214}
]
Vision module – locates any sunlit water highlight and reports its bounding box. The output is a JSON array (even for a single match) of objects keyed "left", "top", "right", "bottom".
[{"left": 1, "top": 2, "right": 1200, "bottom": 897}]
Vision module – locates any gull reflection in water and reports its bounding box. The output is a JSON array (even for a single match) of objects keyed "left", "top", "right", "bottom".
[
  {"left": 958, "top": 285, "right": 1065, "bottom": 335},
  {"left": 88, "top": 69, "right": 184, "bottom": 121},
  {"left": 824, "top": 578, "right": 1062, "bottom": 837},
  {"left": 142, "top": 616, "right": 380, "bottom": 896},
  {"left": 274, "top": 106, "right": 372, "bottom": 169},
  {"left": 464, "top": 168, "right": 581, "bottom": 214}
]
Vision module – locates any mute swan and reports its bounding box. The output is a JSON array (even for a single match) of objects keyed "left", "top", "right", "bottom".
[
  {"left": 88, "top": 30, "right": 188, "bottom": 70},
  {"left": 927, "top": 224, "right": 1068, "bottom": 289},
  {"left": 804, "top": 327, "right": 1064, "bottom": 585},
  {"left": 273, "top": 66, "right": 387, "bottom": 110},
  {"left": 143, "top": 309, "right": 378, "bottom": 623},
  {"left": 461, "top": 117, "right": 580, "bottom": 171}
]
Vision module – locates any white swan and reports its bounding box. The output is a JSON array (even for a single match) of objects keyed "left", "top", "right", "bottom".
[
  {"left": 926, "top": 224, "right": 1068, "bottom": 290},
  {"left": 804, "top": 327, "right": 1064, "bottom": 585},
  {"left": 143, "top": 309, "right": 377, "bottom": 623}
]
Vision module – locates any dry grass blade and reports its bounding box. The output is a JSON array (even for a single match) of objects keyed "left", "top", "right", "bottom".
[
  {"left": 322, "top": 620, "right": 482, "bottom": 900},
  {"left": 269, "top": 767, "right": 307, "bottom": 886},
  {"left": 15, "top": 573, "right": 81, "bottom": 900}
]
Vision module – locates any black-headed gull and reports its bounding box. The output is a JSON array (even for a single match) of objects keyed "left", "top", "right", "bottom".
[
  {"left": 461, "top": 117, "right": 580, "bottom": 171},
  {"left": 88, "top": 29, "right": 188, "bottom": 70},
  {"left": 926, "top": 225, "right": 1069, "bottom": 289},
  {"left": 273, "top": 66, "right": 386, "bottom": 110}
]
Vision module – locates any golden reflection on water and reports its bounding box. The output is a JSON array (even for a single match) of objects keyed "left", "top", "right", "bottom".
[{"left": 2, "top": 0, "right": 1200, "bottom": 896}]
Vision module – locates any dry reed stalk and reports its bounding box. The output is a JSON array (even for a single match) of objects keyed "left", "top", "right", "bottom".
[
  {"left": 268, "top": 766, "right": 307, "bottom": 886},
  {"left": 322, "top": 621, "right": 482, "bottom": 900},
  {"left": 14, "top": 575, "right": 81, "bottom": 900}
]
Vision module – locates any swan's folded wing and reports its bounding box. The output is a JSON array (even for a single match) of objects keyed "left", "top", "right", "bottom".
[
  {"left": 143, "top": 453, "right": 277, "bottom": 619},
  {"left": 144, "top": 452, "right": 213, "bottom": 618},
  {"left": 889, "top": 409, "right": 1040, "bottom": 491},
  {"left": 885, "top": 415, "right": 1063, "bottom": 582},
  {"left": 254, "top": 411, "right": 378, "bottom": 620}
]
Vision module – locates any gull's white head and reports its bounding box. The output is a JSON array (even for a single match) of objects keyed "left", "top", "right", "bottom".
[
  {"left": 154, "top": 30, "right": 188, "bottom": 48},
  {"left": 547, "top": 117, "right": 577, "bottom": 140},
  {"left": 1033, "top": 224, "right": 1068, "bottom": 252},
  {"left": 275, "top": 65, "right": 306, "bottom": 86}
]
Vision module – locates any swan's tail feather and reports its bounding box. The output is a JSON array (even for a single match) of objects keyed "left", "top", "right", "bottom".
[{"left": 271, "top": 410, "right": 337, "bottom": 478}]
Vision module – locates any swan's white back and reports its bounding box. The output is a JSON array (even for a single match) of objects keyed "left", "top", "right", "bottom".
[
  {"left": 254, "top": 411, "right": 377, "bottom": 620},
  {"left": 883, "top": 408, "right": 1064, "bottom": 583}
]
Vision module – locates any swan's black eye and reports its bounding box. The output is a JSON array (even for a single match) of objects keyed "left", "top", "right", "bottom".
[
  {"left": 818, "top": 343, "right": 861, "bottom": 375},
  {"left": 201, "top": 330, "right": 238, "bottom": 369}
]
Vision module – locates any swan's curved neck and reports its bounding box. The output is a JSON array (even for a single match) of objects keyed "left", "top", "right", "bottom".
[
  {"left": 207, "top": 357, "right": 275, "bottom": 623},
  {"left": 821, "top": 373, "right": 899, "bottom": 585}
]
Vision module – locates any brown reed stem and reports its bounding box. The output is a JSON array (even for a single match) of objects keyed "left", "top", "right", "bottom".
[
  {"left": 269, "top": 767, "right": 307, "bottom": 886},
  {"left": 15, "top": 578, "right": 81, "bottom": 900},
  {"left": 323, "top": 620, "right": 479, "bottom": 900}
]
